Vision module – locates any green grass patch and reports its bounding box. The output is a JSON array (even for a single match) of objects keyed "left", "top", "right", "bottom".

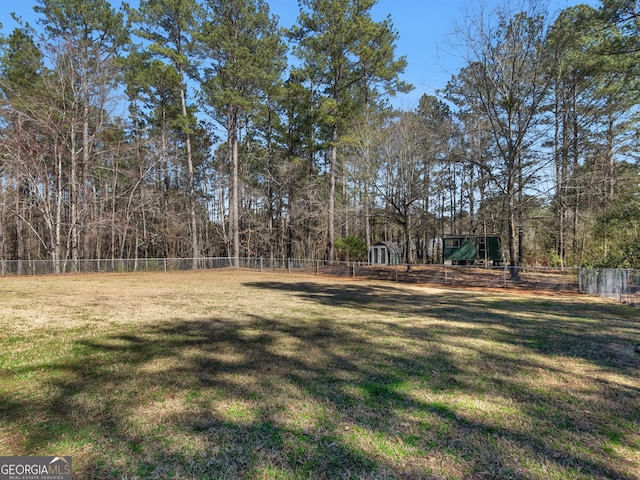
[{"left": 0, "top": 271, "right": 639, "bottom": 479}]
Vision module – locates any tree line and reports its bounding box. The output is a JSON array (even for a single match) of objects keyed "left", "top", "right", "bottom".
[{"left": 0, "top": 0, "right": 639, "bottom": 274}]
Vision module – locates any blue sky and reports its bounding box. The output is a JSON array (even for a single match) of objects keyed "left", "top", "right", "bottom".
[{"left": 1, "top": 0, "right": 597, "bottom": 108}]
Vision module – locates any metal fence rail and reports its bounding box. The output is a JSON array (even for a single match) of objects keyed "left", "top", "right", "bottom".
[
  {"left": 4, "top": 257, "right": 637, "bottom": 305},
  {"left": 0, "top": 257, "right": 583, "bottom": 293},
  {"left": 578, "top": 268, "right": 640, "bottom": 305}
]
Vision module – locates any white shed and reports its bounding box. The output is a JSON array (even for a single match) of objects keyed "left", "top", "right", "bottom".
[{"left": 368, "top": 241, "right": 401, "bottom": 265}]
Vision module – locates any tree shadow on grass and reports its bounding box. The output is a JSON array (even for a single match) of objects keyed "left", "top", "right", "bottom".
[
  {"left": 0, "top": 280, "right": 638, "bottom": 479},
  {"left": 245, "top": 280, "right": 640, "bottom": 371},
  {"left": 245, "top": 281, "right": 640, "bottom": 474}
]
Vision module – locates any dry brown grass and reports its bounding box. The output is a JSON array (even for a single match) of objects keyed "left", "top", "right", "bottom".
[{"left": 0, "top": 269, "right": 639, "bottom": 479}]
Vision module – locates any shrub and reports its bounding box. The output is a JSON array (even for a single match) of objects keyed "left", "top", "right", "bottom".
[
  {"left": 592, "top": 240, "right": 640, "bottom": 269},
  {"left": 335, "top": 236, "right": 367, "bottom": 262}
]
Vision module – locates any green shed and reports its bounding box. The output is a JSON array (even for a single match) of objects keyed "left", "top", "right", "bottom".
[{"left": 443, "top": 235, "right": 502, "bottom": 265}]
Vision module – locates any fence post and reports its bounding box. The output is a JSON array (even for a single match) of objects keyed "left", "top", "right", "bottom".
[
  {"left": 504, "top": 264, "right": 508, "bottom": 288},
  {"left": 288, "top": 258, "right": 291, "bottom": 274},
  {"left": 164, "top": 258, "right": 167, "bottom": 273},
  {"left": 578, "top": 267, "right": 582, "bottom": 293}
]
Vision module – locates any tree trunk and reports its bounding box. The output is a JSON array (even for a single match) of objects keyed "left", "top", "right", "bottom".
[
  {"left": 0, "top": 177, "right": 6, "bottom": 275},
  {"left": 179, "top": 70, "right": 199, "bottom": 269},
  {"left": 82, "top": 64, "right": 91, "bottom": 264},
  {"left": 571, "top": 82, "right": 580, "bottom": 260},
  {"left": 15, "top": 113, "right": 25, "bottom": 275},
  {"left": 232, "top": 129, "right": 240, "bottom": 267},
  {"left": 54, "top": 146, "right": 63, "bottom": 274},
  {"left": 508, "top": 194, "right": 519, "bottom": 280},
  {"left": 15, "top": 186, "right": 24, "bottom": 275},
  {"left": 405, "top": 212, "right": 414, "bottom": 265},
  {"left": 70, "top": 123, "right": 79, "bottom": 271},
  {"left": 327, "top": 124, "right": 337, "bottom": 262},
  {"left": 228, "top": 110, "right": 240, "bottom": 268}
]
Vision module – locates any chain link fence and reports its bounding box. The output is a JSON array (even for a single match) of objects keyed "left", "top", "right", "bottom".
[
  {"left": 4, "top": 257, "right": 637, "bottom": 305},
  {"left": 0, "top": 257, "right": 583, "bottom": 293}
]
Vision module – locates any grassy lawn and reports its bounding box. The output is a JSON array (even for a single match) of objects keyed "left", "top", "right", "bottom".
[{"left": 0, "top": 270, "right": 639, "bottom": 479}]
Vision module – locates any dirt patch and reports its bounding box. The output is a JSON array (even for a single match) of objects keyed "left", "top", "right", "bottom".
[{"left": 342, "top": 264, "right": 580, "bottom": 293}]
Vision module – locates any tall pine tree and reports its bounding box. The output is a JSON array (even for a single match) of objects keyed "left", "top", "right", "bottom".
[
  {"left": 200, "top": 0, "right": 286, "bottom": 266},
  {"left": 290, "top": 0, "right": 409, "bottom": 261}
]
